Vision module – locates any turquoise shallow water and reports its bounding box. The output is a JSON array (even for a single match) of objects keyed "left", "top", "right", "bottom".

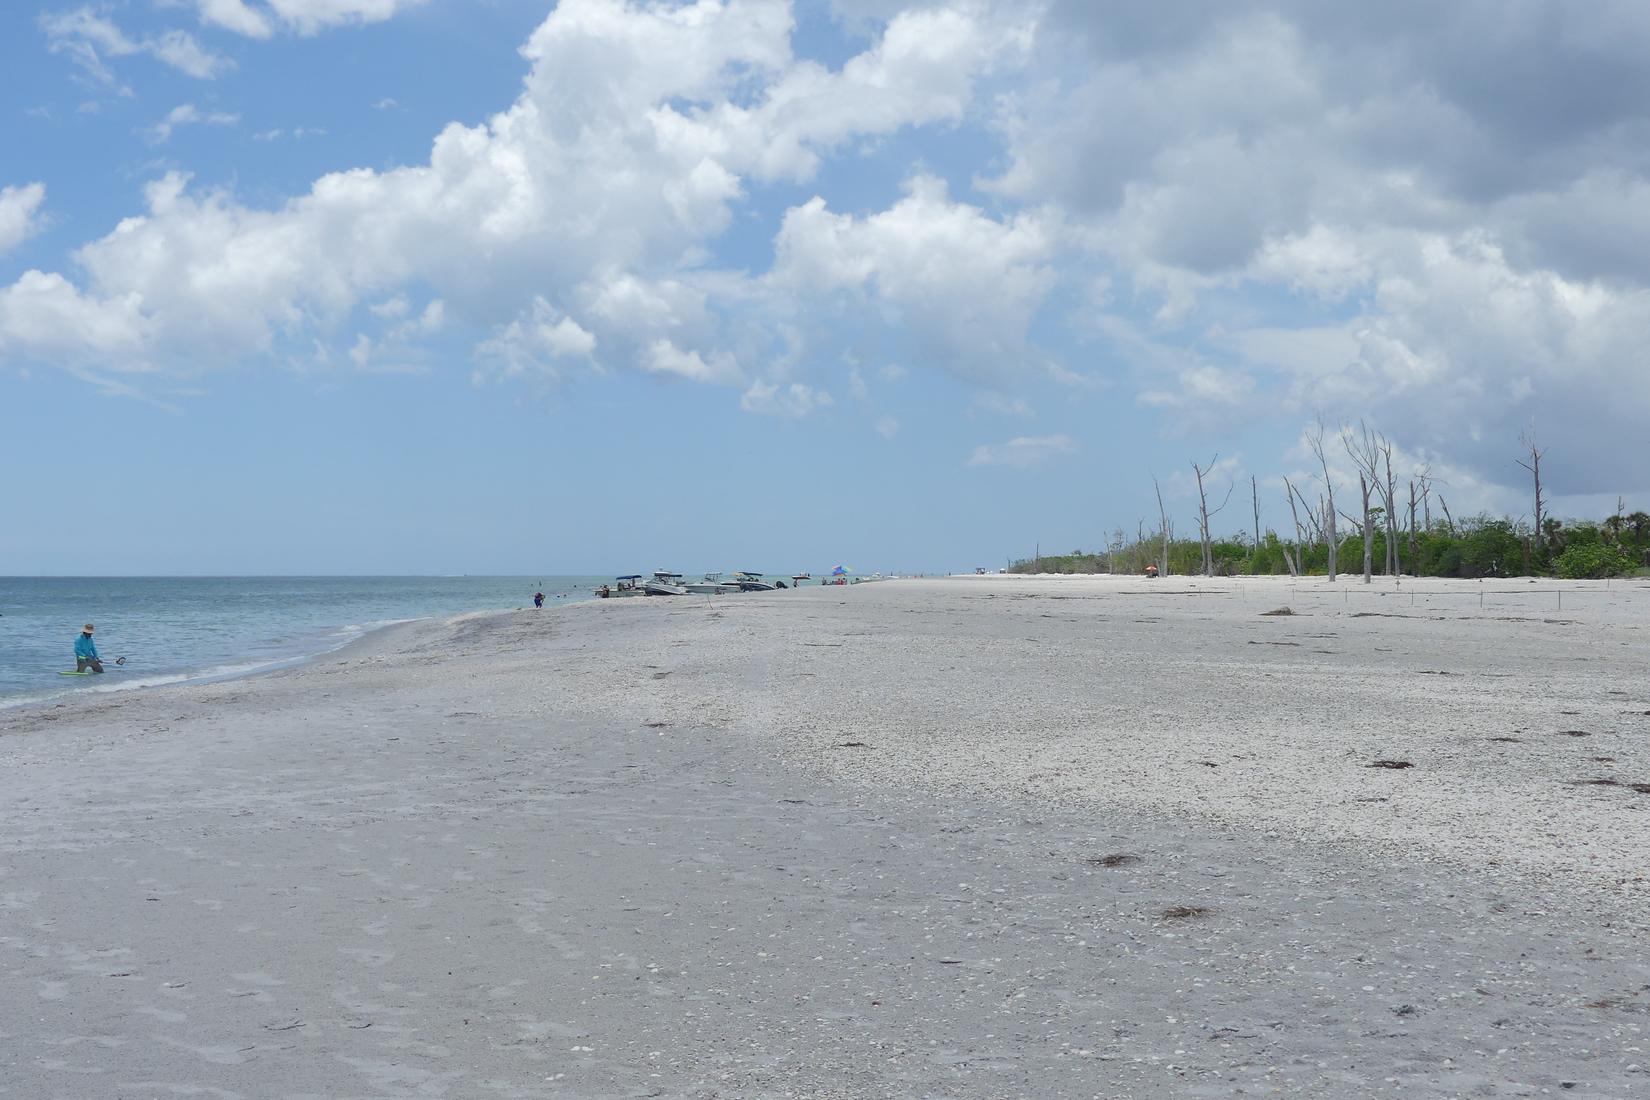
[{"left": 0, "top": 576, "right": 607, "bottom": 708}]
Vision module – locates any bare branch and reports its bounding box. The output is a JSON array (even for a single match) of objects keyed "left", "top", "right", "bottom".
[{"left": 1308, "top": 418, "right": 1339, "bottom": 580}]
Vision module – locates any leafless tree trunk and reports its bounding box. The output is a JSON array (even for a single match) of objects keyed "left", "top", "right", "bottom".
[
  {"left": 1281, "top": 478, "right": 1305, "bottom": 577},
  {"left": 1407, "top": 480, "right": 1419, "bottom": 568},
  {"left": 1288, "top": 479, "right": 1324, "bottom": 543},
  {"left": 1153, "top": 476, "right": 1172, "bottom": 577},
  {"left": 1192, "top": 456, "right": 1234, "bottom": 577},
  {"left": 1251, "top": 475, "right": 1261, "bottom": 551},
  {"left": 1380, "top": 438, "right": 1400, "bottom": 575},
  {"left": 1308, "top": 420, "right": 1338, "bottom": 581},
  {"left": 1342, "top": 421, "right": 1383, "bottom": 583},
  {"left": 1318, "top": 495, "right": 1336, "bottom": 572},
  {"left": 1355, "top": 474, "right": 1374, "bottom": 582},
  {"left": 1517, "top": 431, "right": 1546, "bottom": 550},
  {"left": 1286, "top": 475, "right": 1329, "bottom": 576},
  {"left": 1438, "top": 494, "right": 1457, "bottom": 537}
]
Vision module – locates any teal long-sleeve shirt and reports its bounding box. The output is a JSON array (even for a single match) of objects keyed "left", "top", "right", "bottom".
[{"left": 74, "top": 632, "right": 98, "bottom": 659}]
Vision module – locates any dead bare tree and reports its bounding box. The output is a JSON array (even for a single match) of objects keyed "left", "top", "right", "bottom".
[
  {"left": 1280, "top": 478, "right": 1306, "bottom": 577},
  {"left": 1281, "top": 478, "right": 1305, "bottom": 577},
  {"left": 1379, "top": 437, "right": 1401, "bottom": 575},
  {"left": 1407, "top": 479, "right": 1420, "bottom": 569},
  {"left": 1438, "top": 494, "right": 1457, "bottom": 537},
  {"left": 1152, "top": 475, "right": 1173, "bottom": 577},
  {"left": 1278, "top": 537, "right": 1299, "bottom": 577},
  {"left": 1251, "top": 475, "right": 1261, "bottom": 552},
  {"left": 1517, "top": 430, "right": 1546, "bottom": 554},
  {"left": 1308, "top": 419, "right": 1338, "bottom": 581},
  {"left": 1339, "top": 498, "right": 1366, "bottom": 577},
  {"left": 1342, "top": 422, "right": 1383, "bottom": 583},
  {"left": 1192, "top": 456, "right": 1235, "bottom": 576},
  {"left": 1285, "top": 475, "right": 1328, "bottom": 576},
  {"left": 1351, "top": 476, "right": 1375, "bottom": 582},
  {"left": 1317, "top": 494, "right": 1337, "bottom": 571},
  {"left": 1287, "top": 478, "right": 1325, "bottom": 543}
]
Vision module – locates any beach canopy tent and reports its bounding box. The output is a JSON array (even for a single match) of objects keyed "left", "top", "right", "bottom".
[{"left": 616, "top": 575, "right": 643, "bottom": 580}]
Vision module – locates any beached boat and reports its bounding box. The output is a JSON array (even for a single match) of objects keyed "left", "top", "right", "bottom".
[
  {"left": 683, "top": 572, "right": 741, "bottom": 595},
  {"left": 644, "top": 570, "right": 689, "bottom": 596},
  {"left": 732, "top": 571, "right": 777, "bottom": 592},
  {"left": 597, "top": 575, "right": 645, "bottom": 598}
]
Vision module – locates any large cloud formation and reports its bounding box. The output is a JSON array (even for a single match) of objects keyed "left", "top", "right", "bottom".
[
  {"left": 994, "top": 0, "right": 1650, "bottom": 493},
  {"left": 6, "top": 0, "right": 1649, "bottom": 497}
]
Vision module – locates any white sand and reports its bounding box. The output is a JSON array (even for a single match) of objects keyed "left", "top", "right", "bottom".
[
  {"left": 543, "top": 574, "right": 1650, "bottom": 897},
  {"left": 3, "top": 575, "right": 1648, "bottom": 1097}
]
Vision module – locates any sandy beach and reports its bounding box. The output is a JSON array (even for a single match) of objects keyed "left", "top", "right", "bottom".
[{"left": 3, "top": 575, "right": 1649, "bottom": 1098}]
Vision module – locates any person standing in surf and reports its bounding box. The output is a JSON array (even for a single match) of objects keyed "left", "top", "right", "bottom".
[{"left": 74, "top": 623, "right": 104, "bottom": 673}]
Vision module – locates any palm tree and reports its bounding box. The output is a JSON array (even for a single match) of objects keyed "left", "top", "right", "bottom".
[
  {"left": 1627, "top": 511, "right": 1650, "bottom": 545},
  {"left": 1542, "top": 517, "right": 1566, "bottom": 556}
]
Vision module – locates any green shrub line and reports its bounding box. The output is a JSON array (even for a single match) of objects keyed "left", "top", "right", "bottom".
[{"left": 1010, "top": 512, "right": 1650, "bottom": 579}]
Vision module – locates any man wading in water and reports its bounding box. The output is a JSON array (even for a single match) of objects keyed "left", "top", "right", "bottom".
[{"left": 75, "top": 623, "right": 104, "bottom": 673}]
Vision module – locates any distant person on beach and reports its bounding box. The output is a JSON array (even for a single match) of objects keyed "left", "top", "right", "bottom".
[
  {"left": 533, "top": 591, "right": 545, "bottom": 608},
  {"left": 74, "top": 624, "right": 104, "bottom": 673},
  {"left": 1145, "top": 563, "right": 1159, "bottom": 578}
]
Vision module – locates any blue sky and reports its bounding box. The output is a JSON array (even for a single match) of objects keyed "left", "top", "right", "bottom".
[{"left": 4, "top": 1, "right": 1649, "bottom": 575}]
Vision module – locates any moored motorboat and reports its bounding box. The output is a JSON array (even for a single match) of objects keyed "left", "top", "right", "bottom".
[
  {"left": 597, "top": 575, "right": 645, "bottom": 598},
  {"left": 683, "top": 571, "right": 741, "bottom": 595},
  {"left": 644, "top": 570, "right": 689, "bottom": 596},
  {"left": 732, "top": 570, "right": 777, "bottom": 592}
]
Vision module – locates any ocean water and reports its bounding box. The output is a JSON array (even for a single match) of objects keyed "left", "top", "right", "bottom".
[{"left": 0, "top": 576, "right": 608, "bottom": 709}]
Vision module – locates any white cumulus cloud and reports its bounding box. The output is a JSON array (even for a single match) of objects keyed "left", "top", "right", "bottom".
[
  {"left": 42, "top": 8, "right": 232, "bottom": 82},
  {"left": 13, "top": 0, "right": 1650, "bottom": 500},
  {"left": 740, "top": 378, "right": 833, "bottom": 417},
  {"left": 148, "top": 104, "right": 241, "bottom": 143},
  {"left": 476, "top": 297, "right": 597, "bottom": 381},
  {"left": 2, "top": 0, "right": 1019, "bottom": 396},
  {"left": 197, "top": 0, "right": 429, "bottom": 38},
  {"left": 197, "top": 0, "right": 275, "bottom": 39},
  {"left": 770, "top": 175, "right": 1055, "bottom": 384},
  {"left": 967, "top": 434, "right": 1076, "bottom": 469},
  {"left": 0, "top": 184, "right": 47, "bottom": 254}
]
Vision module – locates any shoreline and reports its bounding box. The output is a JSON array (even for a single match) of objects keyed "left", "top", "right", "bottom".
[
  {"left": 0, "top": 574, "right": 606, "bottom": 715},
  {"left": 0, "top": 615, "right": 420, "bottom": 715},
  {"left": 0, "top": 593, "right": 592, "bottom": 716},
  {"left": 4, "top": 576, "right": 1649, "bottom": 1096}
]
